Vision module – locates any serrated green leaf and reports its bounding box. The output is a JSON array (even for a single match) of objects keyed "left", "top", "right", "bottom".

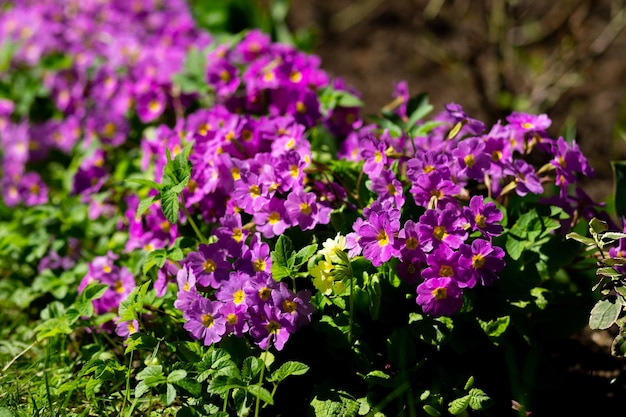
[
  {"left": 589, "top": 298, "right": 621, "bottom": 330},
  {"left": 272, "top": 234, "right": 295, "bottom": 268},
  {"left": 310, "top": 389, "right": 359, "bottom": 417},
  {"left": 468, "top": 388, "right": 491, "bottom": 410},
  {"left": 448, "top": 395, "right": 470, "bottom": 415},
  {"left": 294, "top": 243, "right": 318, "bottom": 268},
  {"left": 247, "top": 384, "right": 274, "bottom": 405},
  {"left": 143, "top": 248, "right": 168, "bottom": 274},
  {"left": 267, "top": 361, "right": 309, "bottom": 383},
  {"left": 124, "top": 332, "right": 158, "bottom": 355},
  {"left": 161, "top": 189, "right": 180, "bottom": 224}
]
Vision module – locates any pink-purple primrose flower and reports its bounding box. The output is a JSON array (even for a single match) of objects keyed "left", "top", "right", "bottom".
[{"left": 3, "top": 1, "right": 604, "bottom": 349}]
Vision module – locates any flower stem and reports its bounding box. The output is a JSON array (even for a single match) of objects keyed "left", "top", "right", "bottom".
[
  {"left": 255, "top": 336, "right": 272, "bottom": 417},
  {"left": 180, "top": 194, "right": 206, "bottom": 243}
]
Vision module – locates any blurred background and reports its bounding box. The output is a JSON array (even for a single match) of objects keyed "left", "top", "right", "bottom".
[{"left": 192, "top": 0, "right": 626, "bottom": 203}]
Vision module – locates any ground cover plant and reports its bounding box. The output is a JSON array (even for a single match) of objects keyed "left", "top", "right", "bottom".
[{"left": 1, "top": 1, "right": 626, "bottom": 416}]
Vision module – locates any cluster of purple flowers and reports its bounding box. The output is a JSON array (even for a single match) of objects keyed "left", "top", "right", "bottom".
[
  {"left": 0, "top": 0, "right": 209, "bottom": 208},
  {"left": 77, "top": 251, "right": 136, "bottom": 333},
  {"left": 342, "top": 87, "right": 596, "bottom": 316},
  {"left": 174, "top": 230, "right": 313, "bottom": 350}
]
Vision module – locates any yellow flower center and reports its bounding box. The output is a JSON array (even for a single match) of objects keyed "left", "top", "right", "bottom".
[
  {"left": 433, "top": 225, "right": 448, "bottom": 241},
  {"left": 377, "top": 229, "right": 390, "bottom": 247},
  {"left": 464, "top": 154, "right": 475, "bottom": 168},
  {"left": 249, "top": 185, "right": 261, "bottom": 198},
  {"left": 253, "top": 258, "right": 266, "bottom": 272},
  {"left": 475, "top": 214, "right": 487, "bottom": 228},
  {"left": 439, "top": 265, "right": 454, "bottom": 277},
  {"left": 265, "top": 320, "right": 281, "bottom": 334},
  {"left": 203, "top": 259, "right": 216, "bottom": 273},
  {"left": 268, "top": 212, "right": 280, "bottom": 224},
  {"left": 296, "top": 101, "right": 306, "bottom": 114},
  {"left": 227, "top": 313, "right": 238, "bottom": 325},
  {"left": 472, "top": 254, "right": 486, "bottom": 269},
  {"left": 432, "top": 287, "right": 447, "bottom": 300},
  {"left": 300, "top": 202, "right": 312, "bottom": 215},
  {"left": 233, "top": 289, "right": 245, "bottom": 305},
  {"left": 232, "top": 228, "right": 243, "bottom": 243},
  {"left": 282, "top": 299, "right": 297, "bottom": 313},
  {"left": 290, "top": 71, "right": 302, "bottom": 83},
  {"left": 405, "top": 237, "right": 419, "bottom": 250},
  {"left": 201, "top": 313, "right": 215, "bottom": 328}
]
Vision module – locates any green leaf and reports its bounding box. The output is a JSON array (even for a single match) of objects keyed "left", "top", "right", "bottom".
[
  {"left": 208, "top": 375, "right": 246, "bottom": 396},
  {"left": 165, "top": 383, "right": 177, "bottom": 405},
  {"left": 267, "top": 361, "right": 309, "bottom": 383},
  {"left": 423, "top": 404, "right": 442, "bottom": 417},
  {"left": 127, "top": 178, "right": 161, "bottom": 190},
  {"left": 143, "top": 248, "right": 168, "bottom": 274},
  {"left": 448, "top": 394, "right": 470, "bottom": 415},
  {"left": 124, "top": 332, "right": 158, "bottom": 355},
  {"left": 168, "top": 369, "right": 187, "bottom": 383},
  {"left": 271, "top": 234, "right": 296, "bottom": 279},
  {"left": 611, "top": 333, "right": 626, "bottom": 356},
  {"left": 467, "top": 388, "right": 491, "bottom": 410},
  {"left": 612, "top": 161, "right": 626, "bottom": 218},
  {"left": 294, "top": 243, "right": 318, "bottom": 268},
  {"left": 137, "top": 195, "right": 158, "bottom": 218},
  {"left": 406, "top": 92, "right": 433, "bottom": 128},
  {"left": 161, "top": 188, "right": 180, "bottom": 224},
  {"left": 134, "top": 381, "right": 151, "bottom": 398},
  {"left": 310, "top": 389, "right": 359, "bottom": 417},
  {"left": 589, "top": 298, "right": 621, "bottom": 330},
  {"left": 247, "top": 384, "right": 274, "bottom": 405},
  {"left": 565, "top": 232, "right": 596, "bottom": 246}
]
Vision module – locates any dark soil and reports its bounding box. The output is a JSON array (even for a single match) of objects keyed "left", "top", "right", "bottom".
[{"left": 287, "top": 1, "right": 626, "bottom": 414}]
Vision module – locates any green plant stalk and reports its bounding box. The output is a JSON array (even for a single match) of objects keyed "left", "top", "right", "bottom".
[
  {"left": 44, "top": 343, "right": 56, "bottom": 417},
  {"left": 121, "top": 350, "right": 134, "bottom": 416},
  {"left": 180, "top": 194, "right": 207, "bottom": 243},
  {"left": 349, "top": 275, "right": 354, "bottom": 345},
  {"left": 255, "top": 336, "right": 272, "bottom": 417}
]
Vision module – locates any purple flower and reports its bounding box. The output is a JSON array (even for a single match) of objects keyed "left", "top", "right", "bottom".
[
  {"left": 550, "top": 137, "right": 594, "bottom": 192},
  {"left": 503, "top": 159, "right": 544, "bottom": 197},
  {"left": 418, "top": 207, "right": 468, "bottom": 253},
  {"left": 410, "top": 170, "right": 461, "bottom": 209},
  {"left": 215, "top": 271, "right": 253, "bottom": 308},
  {"left": 368, "top": 169, "right": 405, "bottom": 208},
  {"left": 356, "top": 202, "right": 401, "bottom": 266},
  {"left": 254, "top": 196, "right": 290, "bottom": 238},
  {"left": 360, "top": 134, "right": 389, "bottom": 178},
  {"left": 206, "top": 55, "right": 240, "bottom": 98},
  {"left": 249, "top": 303, "right": 293, "bottom": 351},
  {"left": 397, "top": 253, "right": 425, "bottom": 285},
  {"left": 422, "top": 245, "right": 463, "bottom": 283},
  {"left": 463, "top": 195, "right": 504, "bottom": 237},
  {"left": 184, "top": 243, "right": 231, "bottom": 289},
  {"left": 284, "top": 189, "right": 331, "bottom": 231},
  {"left": 174, "top": 266, "right": 201, "bottom": 312},
  {"left": 416, "top": 277, "right": 463, "bottom": 317},
  {"left": 458, "top": 239, "right": 506, "bottom": 287},
  {"left": 115, "top": 319, "right": 139, "bottom": 339},
  {"left": 271, "top": 282, "right": 314, "bottom": 329},
  {"left": 452, "top": 138, "right": 491, "bottom": 181},
  {"left": 506, "top": 112, "right": 551, "bottom": 133},
  {"left": 183, "top": 297, "right": 227, "bottom": 346},
  {"left": 444, "top": 103, "right": 486, "bottom": 136}
]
